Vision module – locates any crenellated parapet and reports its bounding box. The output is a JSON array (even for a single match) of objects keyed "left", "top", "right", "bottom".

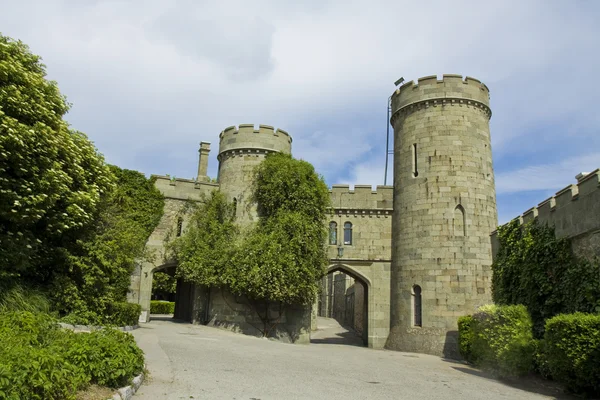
[
  {"left": 491, "top": 169, "right": 600, "bottom": 258},
  {"left": 152, "top": 175, "right": 218, "bottom": 201},
  {"left": 390, "top": 74, "right": 491, "bottom": 124},
  {"left": 217, "top": 124, "right": 292, "bottom": 162},
  {"left": 329, "top": 185, "right": 393, "bottom": 216}
]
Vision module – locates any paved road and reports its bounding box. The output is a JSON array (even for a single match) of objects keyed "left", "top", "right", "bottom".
[{"left": 132, "top": 317, "right": 566, "bottom": 400}]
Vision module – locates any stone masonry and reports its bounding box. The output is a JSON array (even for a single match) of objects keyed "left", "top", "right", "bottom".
[{"left": 386, "top": 75, "right": 497, "bottom": 358}]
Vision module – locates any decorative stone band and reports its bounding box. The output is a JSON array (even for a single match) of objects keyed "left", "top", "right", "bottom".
[
  {"left": 217, "top": 147, "right": 282, "bottom": 162},
  {"left": 328, "top": 208, "right": 393, "bottom": 217},
  {"left": 390, "top": 96, "right": 492, "bottom": 125}
]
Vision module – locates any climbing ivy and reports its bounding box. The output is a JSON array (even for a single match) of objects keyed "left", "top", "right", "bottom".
[{"left": 492, "top": 220, "right": 600, "bottom": 337}]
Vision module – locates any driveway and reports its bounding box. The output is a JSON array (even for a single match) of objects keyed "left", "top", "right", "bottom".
[{"left": 132, "top": 317, "right": 567, "bottom": 400}]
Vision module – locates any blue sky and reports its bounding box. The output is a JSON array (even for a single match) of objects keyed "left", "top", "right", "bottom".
[{"left": 1, "top": 0, "right": 598, "bottom": 224}]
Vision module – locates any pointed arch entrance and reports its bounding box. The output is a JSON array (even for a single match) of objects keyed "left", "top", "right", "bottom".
[{"left": 317, "top": 263, "right": 371, "bottom": 347}]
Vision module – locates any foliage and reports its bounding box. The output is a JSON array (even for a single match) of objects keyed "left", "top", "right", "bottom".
[
  {"left": 151, "top": 300, "right": 175, "bottom": 314},
  {"left": 0, "top": 283, "right": 50, "bottom": 313},
  {"left": 50, "top": 166, "right": 164, "bottom": 320},
  {"left": 0, "top": 34, "right": 113, "bottom": 275},
  {"left": 0, "top": 311, "right": 144, "bottom": 399},
  {"left": 492, "top": 219, "right": 600, "bottom": 337},
  {"left": 169, "top": 191, "right": 238, "bottom": 287},
  {"left": 468, "top": 304, "right": 536, "bottom": 377},
  {"left": 457, "top": 315, "right": 475, "bottom": 363},
  {"left": 152, "top": 271, "right": 177, "bottom": 297},
  {"left": 543, "top": 313, "right": 600, "bottom": 397},
  {"left": 105, "top": 302, "right": 141, "bottom": 326}
]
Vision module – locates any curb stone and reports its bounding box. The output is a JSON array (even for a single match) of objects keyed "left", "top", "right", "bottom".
[
  {"left": 107, "top": 371, "right": 145, "bottom": 400},
  {"left": 58, "top": 322, "right": 140, "bottom": 332}
]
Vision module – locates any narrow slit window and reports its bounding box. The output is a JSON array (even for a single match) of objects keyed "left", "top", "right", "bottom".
[
  {"left": 233, "top": 197, "right": 237, "bottom": 216},
  {"left": 344, "top": 222, "right": 353, "bottom": 245},
  {"left": 413, "top": 285, "right": 422, "bottom": 327},
  {"left": 453, "top": 205, "right": 466, "bottom": 237},
  {"left": 176, "top": 217, "right": 183, "bottom": 237},
  {"left": 329, "top": 221, "right": 337, "bottom": 245},
  {"left": 412, "top": 143, "right": 419, "bottom": 177}
]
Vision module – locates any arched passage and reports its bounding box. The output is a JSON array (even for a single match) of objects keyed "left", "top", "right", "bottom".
[{"left": 315, "top": 264, "right": 372, "bottom": 347}]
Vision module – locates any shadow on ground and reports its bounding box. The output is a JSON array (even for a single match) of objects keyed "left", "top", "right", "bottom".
[
  {"left": 310, "top": 330, "right": 364, "bottom": 347},
  {"left": 148, "top": 314, "right": 185, "bottom": 323},
  {"left": 448, "top": 364, "right": 577, "bottom": 399}
]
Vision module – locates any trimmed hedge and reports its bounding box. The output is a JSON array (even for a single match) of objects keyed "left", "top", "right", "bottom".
[
  {"left": 458, "top": 315, "right": 475, "bottom": 363},
  {"left": 105, "top": 302, "right": 141, "bottom": 326},
  {"left": 465, "top": 304, "right": 536, "bottom": 377},
  {"left": 0, "top": 311, "right": 144, "bottom": 399},
  {"left": 543, "top": 313, "right": 600, "bottom": 397},
  {"left": 151, "top": 300, "right": 175, "bottom": 314}
]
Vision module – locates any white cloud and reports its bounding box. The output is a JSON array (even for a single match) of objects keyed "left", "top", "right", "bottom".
[{"left": 495, "top": 152, "right": 600, "bottom": 195}]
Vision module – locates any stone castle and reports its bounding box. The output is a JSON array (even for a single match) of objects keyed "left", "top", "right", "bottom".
[{"left": 127, "top": 74, "right": 598, "bottom": 358}]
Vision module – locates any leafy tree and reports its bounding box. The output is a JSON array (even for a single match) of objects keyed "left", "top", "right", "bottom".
[
  {"left": 152, "top": 271, "right": 177, "bottom": 299},
  {"left": 0, "top": 34, "right": 113, "bottom": 276},
  {"left": 169, "top": 191, "right": 238, "bottom": 288},
  {"left": 52, "top": 166, "right": 164, "bottom": 321},
  {"left": 228, "top": 153, "right": 330, "bottom": 335}
]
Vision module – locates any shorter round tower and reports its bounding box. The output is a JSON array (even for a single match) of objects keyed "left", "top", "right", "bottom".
[
  {"left": 217, "top": 124, "right": 292, "bottom": 226},
  {"left": 386, "top": 75, "right": 497, "bottom": 358}
]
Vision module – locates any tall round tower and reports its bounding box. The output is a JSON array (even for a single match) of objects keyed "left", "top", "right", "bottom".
[
  {"left": 386, "top": 75, "right": 497, "bottom": 358},
  {"left": 217, "top": 124, "right": 292, "bottom": 226}
]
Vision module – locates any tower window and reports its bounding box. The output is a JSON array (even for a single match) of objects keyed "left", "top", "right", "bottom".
[
  {"left": 453, "top": 205, "right": 466, "bottom": 237},
  {"left": 411, "top": 143, "right": 419, "bottom": 177},
  {"left": 344, "top": 222, "right": 353, "bottom": 245},
  {"left": 176, "top": 217, "right": 183, "bottom": 237},
  {"left": 233, "top": 197, "right": 237, "bottom": 217},
  {"left": 329, "top": 221, "right": 337, "bottom": 245},
  {"left": 413, "top": 285, "right": 422, "bottom": 327}
]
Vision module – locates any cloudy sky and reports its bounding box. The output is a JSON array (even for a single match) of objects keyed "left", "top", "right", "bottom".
[{"left": 1, "top": 0, "right": 598, "bottom": 224}]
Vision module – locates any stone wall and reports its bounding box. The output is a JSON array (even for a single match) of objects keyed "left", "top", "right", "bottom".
[
  {"left": 387, "top": 75, "right": 497, "bottom": 358},
  {"left": 491, "top": 169, "right": 600, "bottom": 261}
]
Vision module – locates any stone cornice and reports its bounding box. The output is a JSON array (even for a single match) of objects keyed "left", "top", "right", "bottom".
[
  {"left": 217, "top": 147, "right": 279, "bottom": 162},
  {"left": 391, "top": 96, "right": 492, "bottom": 125}
]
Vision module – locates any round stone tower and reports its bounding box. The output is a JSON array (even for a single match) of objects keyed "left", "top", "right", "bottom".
[
  {"left": 386, "top": 75, "right": 497, "bottom": 358},
  {"left": 217, "top": 124, "right": 292, "bottom": 226}
]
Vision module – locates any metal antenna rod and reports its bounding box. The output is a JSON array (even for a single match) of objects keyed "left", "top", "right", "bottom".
[{"left": 384, "top": 77, "right": 403, "bottom": 186}]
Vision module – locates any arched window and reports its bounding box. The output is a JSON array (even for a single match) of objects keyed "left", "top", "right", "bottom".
[
  {"left": 413, "top": 285, "right": 422, "bottom": 327},
  {"left": 453, "top": 204, "right": 466, "bottom": 237},
  {"left": 344, "top": 222, "right": 353, "bottom": 245},
  {"left": 329, "top": 221, "right": 337, "bottom": 245},
  {"left": 176, "top": 217, "right": 183, "bottom": 237}
]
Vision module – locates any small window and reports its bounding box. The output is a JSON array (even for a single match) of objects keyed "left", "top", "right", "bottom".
[
  {"left": 329, "top": 221, "right": 337, "bottom": 245},
  {"left": 176, "top": 217, "right": 183, "bottom": 237},
  {"left": 453, "top": 205, "right": 466, "bottom": 237},
  {"left": 344, "top": 222, "right": 352, "bottom": 245},
  {"left": 411, "top": 143, "right": 419, "bottom": 177},
  {"left": 233, "top": 197, "right": 237, "bottom": 216},
  {"left": 413, "top": 285, "right": 422, "bottom": 327}
]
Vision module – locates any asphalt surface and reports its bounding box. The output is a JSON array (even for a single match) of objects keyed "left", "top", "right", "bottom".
[{"left": 132, "top": 316, "right": 567, "bottom": 400}]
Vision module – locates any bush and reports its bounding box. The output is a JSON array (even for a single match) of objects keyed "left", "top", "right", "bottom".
[
  {"left": 458, "top": 315, "right": 475, "bottom": 363},
  {"left": 470, "top": 304, "right": 536, "bottom": 377},
  {"left": 0, "top": 311, "right": 144, "bottom": 399},
  {"left": 105, "top": 302, "right": 141, "bottom": 326},
  {"left": 543, "top": 313, "right": 600, "bottom": 397},
  {"left": 0, "top": 284, "right": 50, "bottom": 313},
  {"left": 150, "top": 300, "right": 175, "bottom": 314}
]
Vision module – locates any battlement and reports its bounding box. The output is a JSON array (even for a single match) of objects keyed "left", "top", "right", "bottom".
[
  {"left": 391, "top": 74, "right": 491, "bottom": 120},
  {"left": 152, "top": 175, "right": 219, "bottom": 201},
  {"left": 218, "top": 124, "right": 292, "bottom": 158},
  {"left": 329, "top": 184, "right": 393, "bottom": 212},
  {"left": 490, "top": 169, "right": 600, "bottom": 257}
]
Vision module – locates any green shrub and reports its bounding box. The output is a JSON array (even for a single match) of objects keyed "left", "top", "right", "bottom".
[
  {"left": 470, "top": 304, "right": 536, "bottom": 377},
  {"left": 543, "top": 313, "right": 600, "bottom": 397},
  {"left": 151, "top": 300, "right": 175, "bottom": 314},
  {"left": 0, "top": 311, "right": 145, "bottom": 398},
  {"left": 0, "top": 284, "right": 50, "bottom": 314},
  {"left": 458, "top": 315, "right": 475, "bottom": 363},
  {"left": 105, "top": 302, "right": 141, "bottom": 326}
]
